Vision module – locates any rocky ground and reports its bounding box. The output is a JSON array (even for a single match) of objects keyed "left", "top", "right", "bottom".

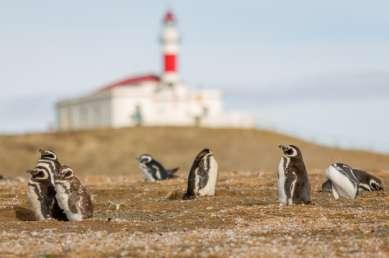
[{"left": 0, "top": 169, "right": 388, "bottom": 258}]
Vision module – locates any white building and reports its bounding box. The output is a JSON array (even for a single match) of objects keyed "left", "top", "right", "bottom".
[{"left": 56, "top": 10, "right": 255, "bottom": 131}]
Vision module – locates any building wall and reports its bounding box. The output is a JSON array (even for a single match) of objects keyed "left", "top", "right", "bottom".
[
  {"left": 56, "top": 91, "right": 112, "bottom": 130},
  {"left": 56, "top": 83, "right": 256, "bottom": 130},
  {"left": 110, "top": 83, "right": 156, "bottom": 127}
]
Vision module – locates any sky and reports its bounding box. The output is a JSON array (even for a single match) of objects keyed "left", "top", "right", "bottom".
[{"left": 1, "top": 1, "right": 389, "bottom": 152}]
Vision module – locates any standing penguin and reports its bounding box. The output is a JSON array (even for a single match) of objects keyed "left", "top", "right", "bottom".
[
  {"left": 27, "top": 149, "right": 67, "bottom": 221},
  {"left": 277, "top": 144, "right": 311, "bottom": 205},
  {"left": 183, "top": 149, "right": 218, "bottom": 200},
  {"left": 27, "top": 167, "right": 58, "bottom": 220},
  {"left": 37, "top": 149, "right": 67, "bottom": 220},
  {"left": 54, "top": 166, "right": 93, "bottom": 221},
  {"left": 326, "top": 163, "right": 359, "bottom": 199},
  {"left": 137, "top": 154, "right": 179, "bottom": 182}
]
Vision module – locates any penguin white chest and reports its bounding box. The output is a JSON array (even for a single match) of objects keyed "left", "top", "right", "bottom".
[
  {"left": 277, "top": 157, "right": 288, "bottom": 204},
  {"left": 140, "top": 163, "right": 156, "bottom": 182},
  {"left": 27, "top": 182, "right": 45, "bottom": 220},
  {"left": 198, "top": 157, "right": 218, "bottom": 196},
  {"left": 55, "top": 183, "right": 70, "bottom": 212},
  {"left": 326, "top": 166, "right": 358, "bottom": 199},
  {"left": 55, "top": 182, "right": 83, "bottom": 221}
]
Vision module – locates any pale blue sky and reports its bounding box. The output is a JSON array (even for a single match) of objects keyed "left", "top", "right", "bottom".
[{"left": 1, "top": 1, "right": 389, "bottom": 152}]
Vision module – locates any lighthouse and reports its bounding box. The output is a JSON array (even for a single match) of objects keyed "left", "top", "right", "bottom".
[
  {"left": 55, "top": 9, "right": 256, "bottom": 130},
  {"left": 160, "top": 10, "right": 180, "bottom": 87}
]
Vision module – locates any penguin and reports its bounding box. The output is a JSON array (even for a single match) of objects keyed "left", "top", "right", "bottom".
[
  {"left": 326, "top": 163, "right": 359, "bottom": 199},
  {"left": 353, "top": 169, "right": 384, "bottom": 192},
  {"left": 137, "top": 154, "right": 179, "bottom": 182},
  {"left": 27, "top": 167, "right": 61, "bottom": 220},
  {"left": 322, "top": 167, "right": 384, "bottom": 193},
  {"left": 27, "top": 149, "right": 67, "bottom": 220},
  {"left": 277, "top": 144, "right": 311, "bottom": 205},
  {"left": 54, "top": 166, "right": 93, "bottom": 221},
  {"left": 183, "top": 148, "right": 218, "bottom": 200}
]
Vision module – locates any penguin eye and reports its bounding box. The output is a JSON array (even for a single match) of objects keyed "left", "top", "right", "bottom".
[
  {"left": 370, "top": 181, "right": 382, "bottom": 191},
  {"left": 42, "top": 152, "right": 56, "bottom": 159},
  {"left": 33, "top": 171, "right": 46, "bottom": 179},
  {"left": 63, "top": 170, "right": 73, "bottom": 178},
  {"left": 47, "top": 154, "right": 55, "bottom": 159},
  {"left": 141, "top": 156, "right": 151, "bottom": 163},
  {"left": 285, "top": 149, "right": 294, "bottom": 155}
]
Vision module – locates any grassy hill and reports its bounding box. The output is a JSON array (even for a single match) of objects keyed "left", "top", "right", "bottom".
[{"left": 0, "top": 127, "right": 388, "bottom": 177}]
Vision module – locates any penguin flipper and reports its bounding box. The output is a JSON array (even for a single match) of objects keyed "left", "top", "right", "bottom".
[
  {"left": 321, "top": 179, "right": 332, "bottom": 193},
  {"left": 185, "top": 164, "right": 198, "bottom": 199},
  {"left": 331, "top": 185, "right": 340, "bottom": 200}
]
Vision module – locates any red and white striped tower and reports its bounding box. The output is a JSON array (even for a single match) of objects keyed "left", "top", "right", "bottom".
[{"left": 161, "top": 10, "right": 180, "bottom": 86}]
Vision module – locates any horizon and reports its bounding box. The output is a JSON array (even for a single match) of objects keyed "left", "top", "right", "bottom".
[{"left": 1, "top": 1, "right": 389, "bottom": 153}]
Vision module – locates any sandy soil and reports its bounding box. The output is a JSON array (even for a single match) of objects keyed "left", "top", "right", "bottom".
[
  {"left": 0, "top": 169, "right": 388, "bottom": 258},
  {"left": 0, "top": 128, "right": 388, "bottom": 257}
]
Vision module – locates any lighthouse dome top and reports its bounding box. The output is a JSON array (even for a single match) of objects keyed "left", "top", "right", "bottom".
[{"left": 163, "top": 10, "right": 176, "bottom": 24}]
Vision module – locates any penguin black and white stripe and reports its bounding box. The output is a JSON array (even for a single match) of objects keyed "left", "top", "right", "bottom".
[
  {"left": 137, "top": 154, "right": 179, "bottom": 182},
  {"left": 27, "top": 167, "right": 54, "bottom": 220},
  {"left": 54, "top": 166, "right": 93, "bottom": 221},
  {"left": 183, "top": 148, "right": 218, "bottom": 200},
  {"left": 27, "top": 149, "right": 67, "bottom": 221},
  {"left": 322, "top": 166, "right": 384, "bottom": 194},
  {"left": 326, "top": 163, "right": 359, "bottom": 199},
  {"left": 277, "top": 144, "right": 311, "bottom": 205},
  {"left": 352, "top": 169, "right": 384, "bottom": 192}
]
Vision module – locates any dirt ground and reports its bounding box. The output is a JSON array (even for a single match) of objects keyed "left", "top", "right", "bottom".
[
  {"left": 0, "top": 128, "right": 388, "bottom": 257},
  {"left": 0, "top": 169, "right": 388, "bottom": 258}
]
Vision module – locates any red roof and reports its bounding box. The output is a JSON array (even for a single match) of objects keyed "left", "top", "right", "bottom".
[
  {"left": 99, "top": 74, "right": 160, "bottom": 91},
  {"left": 164, "top": 10, "right": 176, "bottom": 23}
]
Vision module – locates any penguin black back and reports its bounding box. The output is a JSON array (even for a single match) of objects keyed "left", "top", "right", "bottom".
[
  {"left": 278, "top": 144, "right": 311, "bottom": 205},
  {"left": 137, "top": 154, "right": 178, "bottom": 181},
  {"left": 184, "top": 148, "right": 218, "bottom": 200}
]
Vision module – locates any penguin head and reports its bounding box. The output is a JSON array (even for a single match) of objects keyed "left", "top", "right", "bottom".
[
  {"left": 196, "top": 148, "right": 212, "bottom": 160},
  {"left": 192, "top": 148, "right": 213, "bottom": 168},
  {"left": 278, "top": 144, "right": 302, "bottom": 159},
  {"left": 333, "top": 163, "right": 353, "bottom": 172},
  {"left": 56, "top": 166, "right": 74, "bottom": 180},
  {"left": 27, "top": 168, "right": 49, "bottom": 181},
  {"left": 137, "top": 154, "right": 153, "bottom": 165},
  {"left": 369, "top": 178, "right": 384, "bottom": 191},
  {"left": 39, "top": 149, "right": 58, "bottom": 161}
]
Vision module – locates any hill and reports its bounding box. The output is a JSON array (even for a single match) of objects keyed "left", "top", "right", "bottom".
[{"left": 0, "top": 127, "right": 388, "bottom": 177}]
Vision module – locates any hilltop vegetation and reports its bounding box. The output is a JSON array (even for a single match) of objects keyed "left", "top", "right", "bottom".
[{"left": 0, "top": 127, "right": 388, "bottom": 177}]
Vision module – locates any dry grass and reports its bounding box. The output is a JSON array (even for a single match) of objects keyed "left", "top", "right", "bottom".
[
  {"left": 0, "top": 127, "right": 388, "bottom": 257},
  {"left": 0, "top": 127, "right": 388, "bottom": 177}
]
